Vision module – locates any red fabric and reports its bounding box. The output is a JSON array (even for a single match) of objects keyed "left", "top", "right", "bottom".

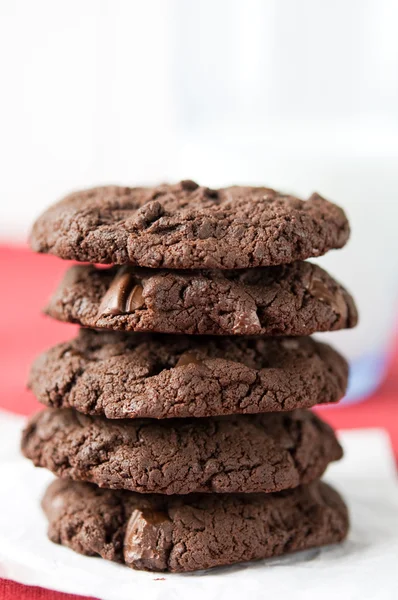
[
  {"left": 0, "top": 579, "right": 93, "bottom": 600},
  {"left": 0, "top": 245, "right": 397, "bottom": 599}
]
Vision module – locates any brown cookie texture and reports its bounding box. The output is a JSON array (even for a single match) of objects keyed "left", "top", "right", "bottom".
[
  {"left": 42, "top": 478, "right": 349, "bottom": 572},
  {"left": 22, "top": 408, "right": 342, "bottom": 495},
  {"left": 29, "top": 182, "right": 350, "bottom": 269},
  {"left": 44, "top": 261, "right": 357, "bottom": 336},
  {"left": 29, "top": 329, "right": 348, "bottom": 419}
]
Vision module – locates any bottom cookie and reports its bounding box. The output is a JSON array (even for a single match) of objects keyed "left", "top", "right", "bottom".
[{"left": 42, "top": 479, "right": 349, "bottom": 573}]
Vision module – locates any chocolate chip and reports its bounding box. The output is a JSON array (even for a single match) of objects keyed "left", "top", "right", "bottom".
[
  {"left": 232, "top": 310, "right": 261, "bottom": 335},
  {"left": 126, "top": 284, "right": 145, "bottom": 311},
  {"left": 140, "top": 509, "right": 170, "bottom": 525},
  {"left": 176, "top": 352, "right": 203, "bottom": 367},
  {"left": 98, "top": 268, "right": 145, "bottom": 317},
  {"left": 180, "top": 180, "right": 199, "bottom": 191},
  {"left": 124, "top": 508, "right": 172, "bottom": 572},
  {"left": 98, "top": 267, "right": 134, "bottom": 317},
  {"left": 307, "top": 275, "right": 337, "bottom": 305}
]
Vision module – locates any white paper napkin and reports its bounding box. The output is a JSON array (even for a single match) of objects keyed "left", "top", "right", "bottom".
[{"left": 0, "top": 410, "right": 397, "bottom": 600}]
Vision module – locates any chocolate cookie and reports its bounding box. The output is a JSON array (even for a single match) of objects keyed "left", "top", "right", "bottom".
[
  {"left": 22, "top": 408, "right": 342, "bottom": 495},
  {"left": 29, "top": 182, "right": 349, "bottom": 269},
  {"left": 42, "top": 478, "right": 349, "bottom": 572},
  {"left": 45, "top": 261, "right": 357, "bottom": 336},
  {"left": 29, "top": 330, "right": 348, "bottom": 419}
]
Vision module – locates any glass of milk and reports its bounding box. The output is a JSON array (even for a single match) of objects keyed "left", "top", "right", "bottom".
[{"left": 170, "top": 0, "right": 398, "bottom": 401}]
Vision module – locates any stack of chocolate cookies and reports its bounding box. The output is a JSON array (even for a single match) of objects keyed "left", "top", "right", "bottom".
[{"left": 22, "top": 181, "right": 358, "bottom": 573}]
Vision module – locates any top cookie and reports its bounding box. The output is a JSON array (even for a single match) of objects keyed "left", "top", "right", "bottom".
[{"left": 30, "top": 181, "right": 350, "bottom": 269}]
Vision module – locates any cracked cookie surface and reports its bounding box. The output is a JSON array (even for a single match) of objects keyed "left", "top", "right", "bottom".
[
  {"left": 42, "top": 478, "right": 349, "bottom": 572},
  {"left": 30, "top": 181, "right": 350, "bottom": 269},
  {"left": 22, "top": 408, "right": 342, "bottom": 495},
  {"left": 45, "top": 261, "right": 357, "bottom": 336},
  {"left": 29, "top": 329, "right": 348, "bottom": 419}
]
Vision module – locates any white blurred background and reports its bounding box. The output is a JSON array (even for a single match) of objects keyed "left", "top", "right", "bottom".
[{"left": 1, "top": 0, "right": 398, "bottom": 398}]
